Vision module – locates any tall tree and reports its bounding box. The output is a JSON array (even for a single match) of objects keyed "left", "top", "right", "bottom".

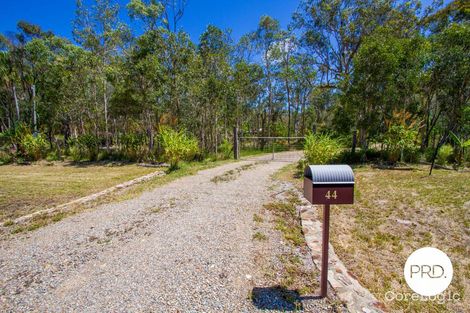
[
  {"left": 253, "top": 15, "right": 281, "bottom": 137},
  {"left": 73, "top": 0, "right": 130, "bottom": 148}
]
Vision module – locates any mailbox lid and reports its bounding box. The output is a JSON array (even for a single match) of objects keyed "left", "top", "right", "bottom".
[{"left": 304, "top": 165, "right": 354, "bottom": 185}]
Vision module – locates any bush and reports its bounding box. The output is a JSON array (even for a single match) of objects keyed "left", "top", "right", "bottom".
[
  {"left": 97, "top": 150, "right": 110, "bottom": 161},
  {"left": 120, "top": 133, "right": 147, "bottom": 161},
  {"left": 436, "top": 144, "right": 454, "bottom": 165},
  {"left": 384, "top": 124, "right": 418, "bottom": 164},
  {"left": 424, "top": 147, "right": 435, "bottom": 163},
  {"left": 67, "top": 134, "right": 100, "bottom": 161},
  {"left": 0, "top": 123, "right": 30, "bottom": 148},
  {"left": 20, "top": 134, "right": 48, "bottom": 161},
  {"left": 219, "top": 138, "right": 233, "bottom": 159},
  {"left": 68, "top": 145, "right": 82, "bottom": 162},
  {"left": 303, "top": 133, "right": 343, "bottom": 165},
  {"left": 337, "top": 150, "right": 362, "bottom": 164},
  {"left": 160, "top": 127, "right": 199, "bottom": 170},
  {"left": 0, "top": 150, "right": 13, "bottom": 165},
  {"left": 403, "top": 147, "right": 422, "bottom": 163},
  {"left": 46, "top": 150, "right": 61, "bottom": 162}
]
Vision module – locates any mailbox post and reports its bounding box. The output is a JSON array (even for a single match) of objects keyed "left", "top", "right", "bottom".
[{"left": 303, "top": 165, "right": 355, "bottom": 298}]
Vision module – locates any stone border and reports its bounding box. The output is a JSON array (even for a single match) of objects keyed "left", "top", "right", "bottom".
[
  {"left": 290, "top": 187, "right": 385, "bottom": 313},
  {"left": 13, "top": 170, "right": 165, "bottom": 225}
]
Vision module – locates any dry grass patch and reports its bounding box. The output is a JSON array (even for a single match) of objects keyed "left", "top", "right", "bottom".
[
  {"left": 277, "top": 164, "right": 469, "bottom": 312},
  {"left": 332, "top": 166, "right": 469, "bottom": 312},
  {"left": 262, "top": 194, "right": 318, "bottom": 295},
  {"left": 1, "top": 159, "right": 232, "bottom": 234},
  {"left": 264, "top": 194, "right": 304, "bottom": 247},
  {"left": 210, "top": 162, "right": 256, "bottom": 183},
  {"left": 0, "top": 162, "right": 157, "bottom": 222},
  {"left": 253, "top": 231, "right": 268, "bottom": 241},
  {"left": 253, "top": 213, "right": 264, "bottom": 223}
]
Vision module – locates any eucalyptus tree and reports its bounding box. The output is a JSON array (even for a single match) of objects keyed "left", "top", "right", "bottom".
[
  {"left": 125, "top": 0, "right": 168, "bottom": 150},
  {"left": 293, "top": 0, "right": 420, "bottom": 151},
  {"left": 127, "top": 0, "right": 164, "bottom": 31},
  {"left": 0, "top": 36, "right": 18, "bottom": 129},
  {"left": 427, "top": 22, "right": 470, "bottom": 173},
  {"left": 290, "top": 53, "right": 317, "bottom": 135},
  {"left": 252, "top": 15, "right": 281, "bottom": 137},
  {"left": 160, "top": 0, "right": 187, "bottom": 33},
  {"left": 197, "top": 25, "right": 233, "bottom": 152},
  {"left": 345, "top": 27, "right": 427, "bottom": 151},
  {"left": 232, "top": 61, "right": 263, "bottom": 133},
  {"left": 277, "top": 30, "right": 297, "bottom": 140},
  {"left": 73, "top": 0, "right": 130, "bottom": 148}
]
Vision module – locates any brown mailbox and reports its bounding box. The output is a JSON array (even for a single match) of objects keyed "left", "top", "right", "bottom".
[
  {"left": 303, "top": 164, "right": 355, "bottom": 298},
  {"left": 304, "top": 165, "right": 354, "bottom": 205}
]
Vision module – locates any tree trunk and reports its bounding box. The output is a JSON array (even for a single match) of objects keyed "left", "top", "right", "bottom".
[
  {"left": 13, "top": 85, "right": 20, "bottom": 121},
  {"left": 265, "top": 51, "right": 273, "bottom": 138},
  {"left": 103, "top": 79, "right": 109, "bottom": 150},
  {"left": 351, "top": 129, "right": 357, "bottom": 154},
  {"left": 429, "top": 129, "right": 451, "bottom": 176},
  {"left": 286, "top": 78, "right": 291, "bottom": 143},
  {"left": 32, "top": 85, "right": 37, "bottom": 134}
]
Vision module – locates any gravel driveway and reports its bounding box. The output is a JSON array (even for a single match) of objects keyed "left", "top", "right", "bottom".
[{"left": 0, "top": 152, "right": 329, "bottom": 312}]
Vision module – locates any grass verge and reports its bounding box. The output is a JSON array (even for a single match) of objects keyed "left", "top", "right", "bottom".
[{"left": 260, "top": 192, "right": 318, "bottom": 296}]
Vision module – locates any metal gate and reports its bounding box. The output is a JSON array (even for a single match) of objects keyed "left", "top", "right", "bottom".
[{"left": 233, "top": 128, "right": 304, "bottom": 162}]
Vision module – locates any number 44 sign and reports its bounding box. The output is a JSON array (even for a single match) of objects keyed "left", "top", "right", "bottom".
[
  {"left": 324, "top": 190, "right": 337, "bottom": 200},
  {"left": 312, "top": 186, "right": 353, "bottom": 204}
]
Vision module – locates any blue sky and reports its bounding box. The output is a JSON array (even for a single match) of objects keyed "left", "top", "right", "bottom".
[{"left": 0, "top": 0, "right": 299, "bottom": 43}]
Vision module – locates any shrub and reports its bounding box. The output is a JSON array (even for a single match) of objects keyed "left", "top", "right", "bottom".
[
  {"left": 67, "top": 134, "right": 100, "bottom": 161},
  {"left": 465, "top": 140, "right": 470, "bottom": 164},
  {"left": 78, "top": 134, "right": 100, "bottom": 161},
  {"left": 303, "top": 133, "right": 343, "bottom": 165},
  {"left": 0, "top": 123, "right": 30, "bottom": 148},
  {"left": 0, "top": 150, "right": 13, "bottom": 165},
  {"left": 97, "top": 150, "right": 110, "bottom": 161},
  {"left": 436, "top": 144, "right": 453, "bottom": 165},
  {"left": 160, "top": 127, "right": 199, "bottom": 170},
  {"left": 68, "top": 145, "right": 82, "bottom": 162},
  {"left": 403, "top": 147, "right": 422, "bottom": 163},
  {"left": 20, "top": 134, "right": 48, "bottom": 161},
  {"left": 120, "top": 133, "right": 147, "bottom": 161},
  {"left": 46, "top": 150, "right": 61, "bottom": 162},
  {"left": 219, "top": 138, "right": 233, "bottom": 159},
  {"left": 384, "top": 124, "right": 418, "bottom": 164}
]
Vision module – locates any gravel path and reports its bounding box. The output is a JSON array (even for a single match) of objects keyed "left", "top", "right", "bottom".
[{"left": 0, "top": 152, "right": 334, "bottom": 312}]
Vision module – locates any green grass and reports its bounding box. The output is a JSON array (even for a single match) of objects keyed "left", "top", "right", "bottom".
[{"left": 276, "top": 164, "right": 470, "bottom": 312}]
